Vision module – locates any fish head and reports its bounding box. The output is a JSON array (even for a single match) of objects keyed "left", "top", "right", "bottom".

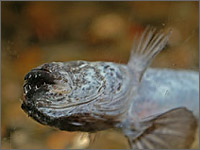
[{"left": 21, "top": 61, "right": 111, "bottom": 131}]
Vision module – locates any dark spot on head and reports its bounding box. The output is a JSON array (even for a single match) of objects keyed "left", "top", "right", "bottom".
[
  {"left": 116, "top": 72, "right": 122, "bottom": 80},
  {"left": 117, "top": 83, "right": 122, "bottom": 91},
  {"left": 110, "top": 68, "right": 114, "bottom": 71},
  {"left": 56, "top": 97, "right": 65, "bottom": 102},
  {"left": 104, "top": 65, "right": 110, "bottom": 69}
]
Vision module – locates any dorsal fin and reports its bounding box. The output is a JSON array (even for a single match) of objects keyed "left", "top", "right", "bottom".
[{"left": 128, "top": 26, "right": 172, "bottom": 82}]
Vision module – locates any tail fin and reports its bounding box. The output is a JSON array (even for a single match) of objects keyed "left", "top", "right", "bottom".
[
  {"left": 123, "top": 107, "right": 197, "bottom": 149},
  {"left": 128, "top": 26, "right": 171, "bottom": 81}
]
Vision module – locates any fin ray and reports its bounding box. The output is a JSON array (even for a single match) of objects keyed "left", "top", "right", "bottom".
[
  {"left": 128, "top": 26, "right": 171, "bottom": 81},
  {"left": 124, "top": 107, "right": 197, "bottom": 149}
]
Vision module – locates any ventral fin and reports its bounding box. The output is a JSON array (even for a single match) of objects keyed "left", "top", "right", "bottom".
[{"left": 126, "top": 107, "right": 197, "bottom": 149}]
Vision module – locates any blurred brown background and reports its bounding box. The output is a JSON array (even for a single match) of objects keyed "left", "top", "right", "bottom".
[{"left": 1, "top": 1, "right": 199, "bottom": 149}]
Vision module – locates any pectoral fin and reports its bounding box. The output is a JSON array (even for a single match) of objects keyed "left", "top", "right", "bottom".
[{"left": 127, "top": 107, "right": 197, "bottom": 149}]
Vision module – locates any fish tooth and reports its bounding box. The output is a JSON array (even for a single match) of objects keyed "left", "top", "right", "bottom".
[
  {"left": 35, "top": 74, "right": 37, "bottom": 78},
  {"left": 24, "top": 87, "right": 28, "bottom": 94},
  {"left": 28, "top": 85, "right": 31, "bottom": 90},
  {"left": 29, "top": 74, "right": 32, "bottom": 78}
]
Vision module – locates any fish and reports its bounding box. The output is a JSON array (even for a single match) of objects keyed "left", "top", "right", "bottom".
[{"left": 21, "top": 26, "right": 198, "bottom": 149}]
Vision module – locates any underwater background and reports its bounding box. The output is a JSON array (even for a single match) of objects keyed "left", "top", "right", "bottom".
[{"left": 1, "top": 1, "right": 199, "bottom": 149}]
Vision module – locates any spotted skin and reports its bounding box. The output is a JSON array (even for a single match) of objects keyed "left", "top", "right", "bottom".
[{"left": 22, "top": 61, "right": 134, "bottom": 131}]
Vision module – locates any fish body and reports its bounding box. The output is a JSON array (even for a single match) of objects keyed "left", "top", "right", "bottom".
[
  {"left": 21, "top": 27, "right": 198, "bottom": 149},
  {"left": 130, "top": 68, "right": 199, "bottom": 120}
]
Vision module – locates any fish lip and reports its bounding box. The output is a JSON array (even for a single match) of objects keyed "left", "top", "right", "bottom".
[
  {"left": 24, "top": 68, "right": 52, "bottom": 80},
  {"left": 24, "top": 68, "right": 56, "bottom": 84}
]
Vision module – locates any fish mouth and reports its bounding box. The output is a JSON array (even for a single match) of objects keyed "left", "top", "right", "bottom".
[
  {"left": 23, "top": 68, "right": 56, "bottom": 99},
  {"left": 22, "top": 67, "right": 62, "bottom": 125}
]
